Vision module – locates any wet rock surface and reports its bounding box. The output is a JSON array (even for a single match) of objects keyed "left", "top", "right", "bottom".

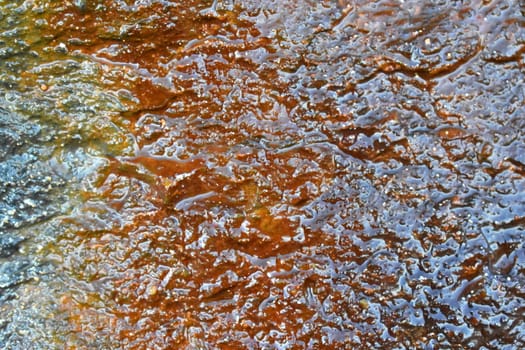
[
  {"left": 0, "top": 108, "right": 65, "bottom": 230},
  {"left": 0, "top": 112, "right": 63, "bottom": 347},
  {"left": 0, "top": 108, "right": 64, "bottom": 307},
  {"left": 0, "top": 1, "right": 129, "bottom": 348},
  {"left": 0, "top": 234, "right": 24, "bottom": 258},
  {"left": 1, "top": 0, "right": 525, "bottom": 349}
]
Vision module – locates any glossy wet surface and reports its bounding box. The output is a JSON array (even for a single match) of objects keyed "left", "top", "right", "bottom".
[{"left": 1, "top": 0, "right": 524, "bottom": 349}]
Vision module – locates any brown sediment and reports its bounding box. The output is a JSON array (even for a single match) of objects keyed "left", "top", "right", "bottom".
[{"left": 18, "top": 0, "right": 525, "bottom": 348}]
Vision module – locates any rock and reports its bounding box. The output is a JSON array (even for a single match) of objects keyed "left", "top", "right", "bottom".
[
  {"left": 0, "top": 234, "right": 24, "bottom": 258},
  {"left": 0, "top": 259, "right": 31, "bottom": 290},
  {"left": 0, "top": 108, "right": 66, "bottom": 230},
  {"left": 0, "top": 107, "right": 40, "bottom": 161}
]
